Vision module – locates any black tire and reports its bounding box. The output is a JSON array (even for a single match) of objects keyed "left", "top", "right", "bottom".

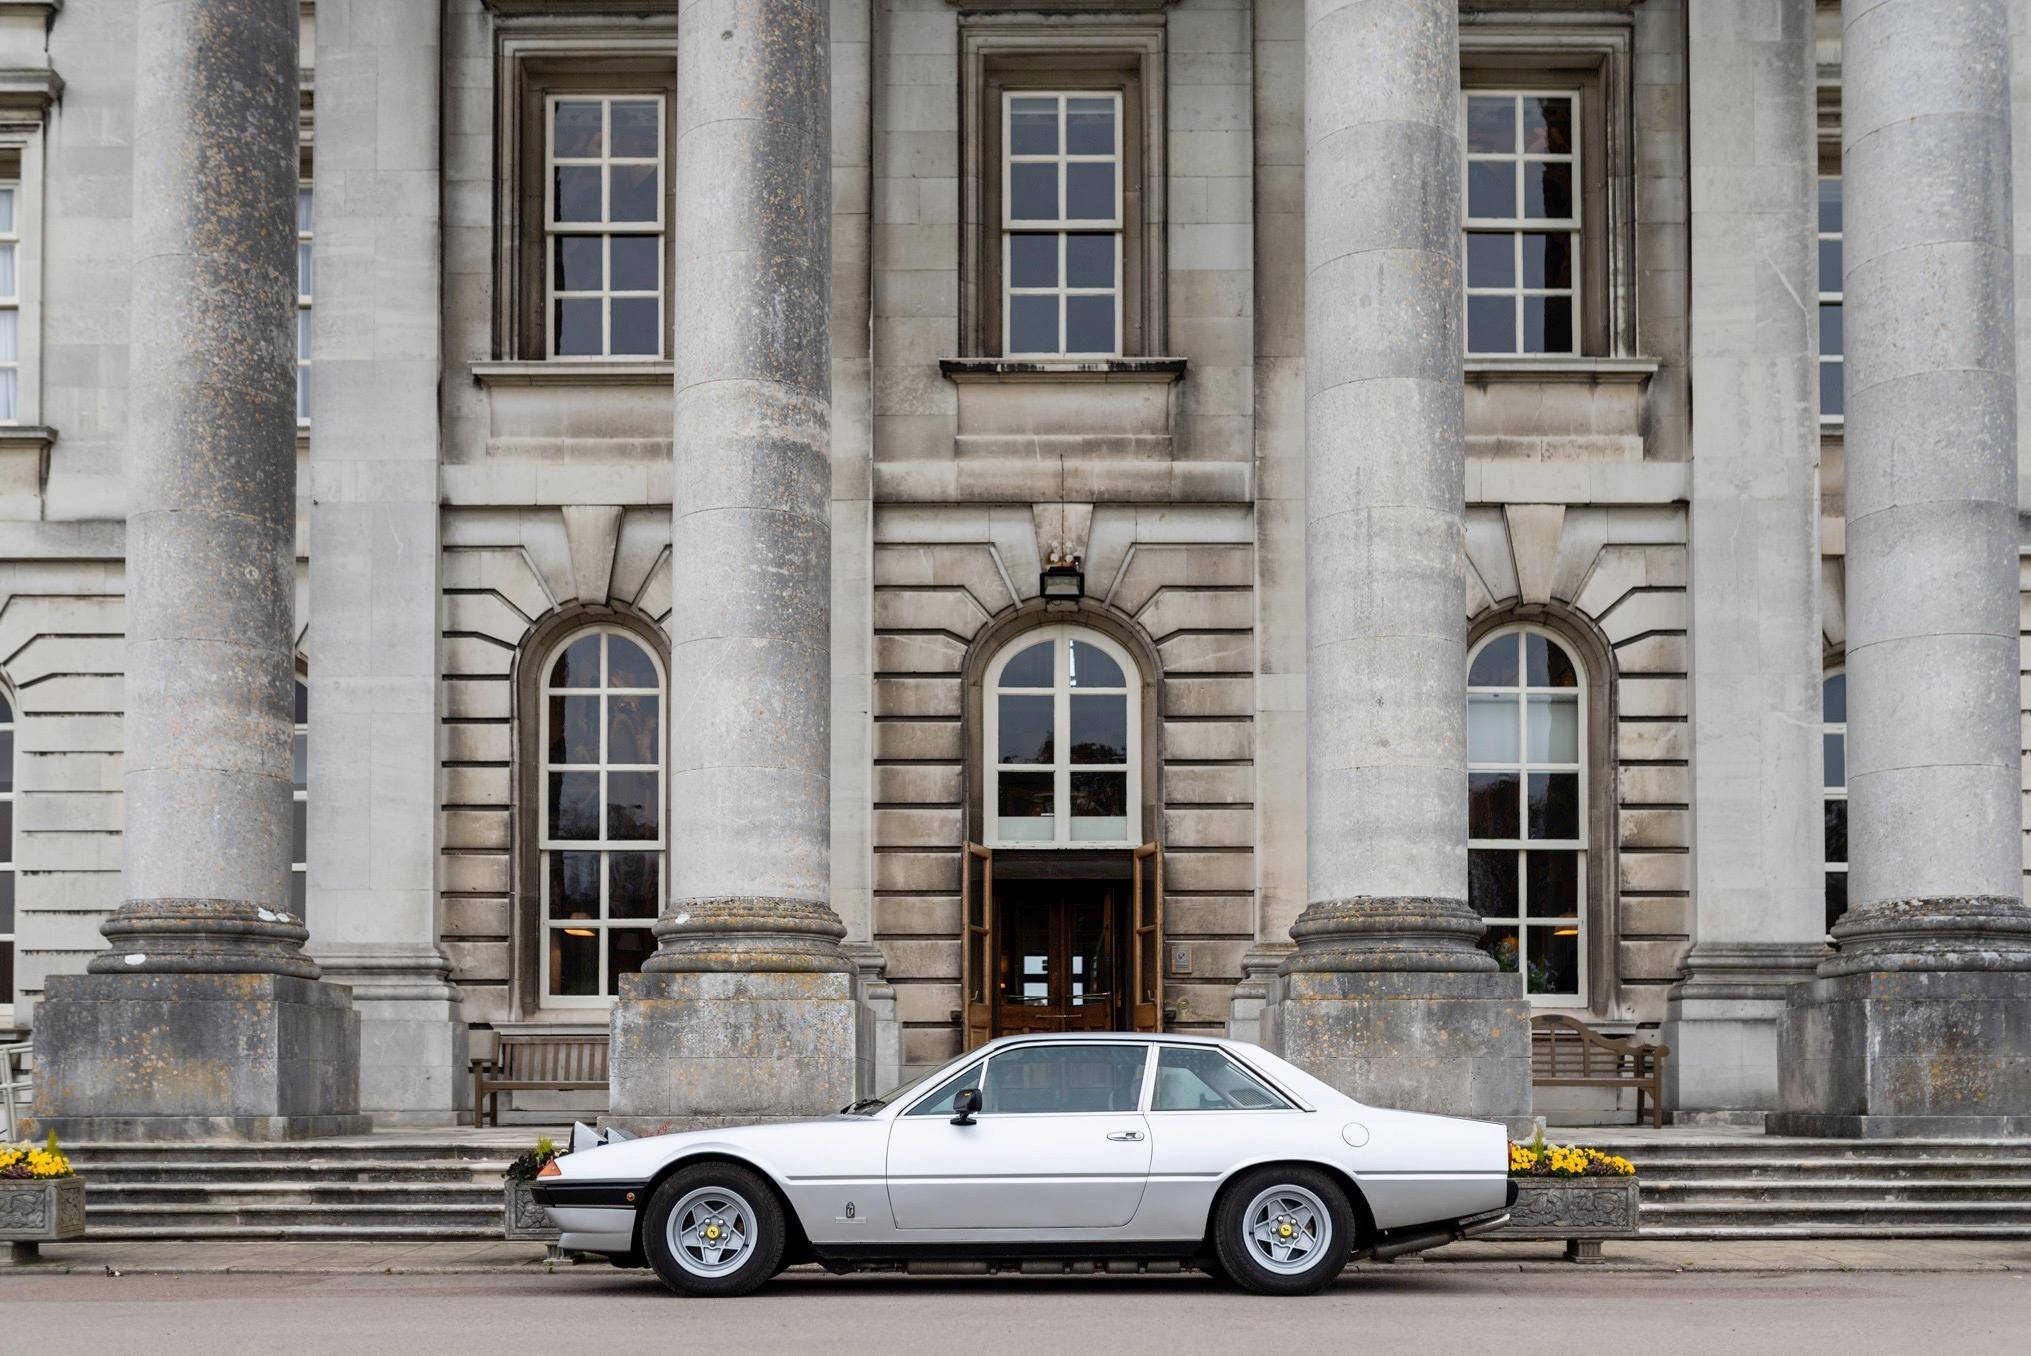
[
  {"left": 642, "top": 1162, "right": 787, "bottom": 1297},
  {"left": 1211, "top": 1165, "right": 1355, "bottom": 1296}
]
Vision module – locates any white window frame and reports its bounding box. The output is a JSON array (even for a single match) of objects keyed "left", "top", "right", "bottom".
[
  {"left": 296, "top": 181, "right": 312, "bottom": 426},
  {"left": 1823, "top": 666, "right": 1847, "bottom": 934},
  {"left": 984, "top": 624, "right": 1140, "bottom": 849},
  {"left": 544, "top": 93, "right": 666, "bottom": 361},
  {"left": 1467, "top": 624, "right": 1588, "bottom": 1006},
  {"left": 1462, "top": 88, "right": 1582, "bottom": 357},
  {"left": 0, "top": 176, "right": 18, "bottom": 425},
  {"left": 538, "top": 624, "right": 666, "bottom": 1008},
  {"left": 1001, "top": 90, "right": 1124, "bottom": 360},
  {"left": 1818, "top": 174, "right": 1844, "bottom": 426},
  {"left": 0, "top": 681, "right": 13, "bottom": 1024}
]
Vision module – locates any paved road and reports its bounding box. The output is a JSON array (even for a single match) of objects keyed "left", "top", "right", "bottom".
[{"left": 4, "top": 1267, "right": 2027, "bottom": 1356}]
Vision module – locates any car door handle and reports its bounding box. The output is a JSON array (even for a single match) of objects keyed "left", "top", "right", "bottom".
[{"left": 1106, "top": 1130, "right": 1144, "bottom": 1142}]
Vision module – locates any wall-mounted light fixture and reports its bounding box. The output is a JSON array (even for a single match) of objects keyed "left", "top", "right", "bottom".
[{"left": 1040, "top": 538, "right": 1083, "bottom": 600}]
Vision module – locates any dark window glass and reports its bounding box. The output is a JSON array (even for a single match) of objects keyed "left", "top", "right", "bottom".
[
  {"left": 1519, "top": 233, "right": 1572, "bottom": 289},
  {"left": 1010, "top": 294, "right": 1058, "bottom": 354},
  {"left": 553, "top": 165, "right": 601, "bottom": 223},
  {"left": 1524, "top": 633, "right": 1578, "bottom": 688},
  {"left": 611, "top": 236, "right": 658, "bottom": 292},
  {"left": 549, "top": 851, "right": 600, "bottom": 920},
  {"left": 610, "top": 297, "right": 660, "bottom": 356},
  {"left": 980, "top": 1043, "right": 1147, "bottom": 1114},
  {"left": 549, "top": 771, "right": 600, "bottom": 840},
  {"left": 606, "top": 928, "right": 655, "bottom": 994},
  {"left": 1065, "top": 295, "right": 1114, "bottom": 354},
  {"left": 555, "top": 297, "right": 601, "bottom": 355},
  {"left": 1066, "top": 162, "right": 1115, "bottom": 221},
  {"left": 549, "top": 694, "right": 600, "bottom": 764},
  {"left": 1526, "top": 926, "right": 1580, "bottom": 995},
  {"left": 1467, "top": 295, "right": 1516, "bottom": 353},
  {"left": 1070, "top": 771, "right": 1126, "bottom": 818},
  {"left": 1825, "top": 871, "right": 1849, "bottom": 934},
  {"left": 1467, "top": 161, "right": 1515, "bottom": 219},
  {"left": 998, "top": 694, "right": 1054, "bottom": 764},
  {"left": 1480, "top": 925, "right": 1521, "bottom": 975},
  {"left": 1009, "top": 99, "right": 1057, "bottom": 154},
  {"left": 552, "top": 101, "right": 602, "bottom": 157},
  {"left": 290, "top": 798, "right": 306, "bottom": 864},
  {"left": 1068, "top": 640, "right": 1124, "bottom": 688},
  {"left": 550, "top": 929, "right": 598, "bottom": 996},
  {"left": 1824, "top": 733, "right": 1845, "bottom": 789},
  {"left": 1526, "top": 851, "right": 1579, "bottom": 918},
  {"left": 1000, "top": 641, "right": 1053, "bottom": 689},
  {"left": 0, "top": 871, "right": 13, "bottom": 933},
  {"left": 606, "top": 771, "right": 659, "bottom": 841},
  {"left": 1820, "top": 358, "right": 1845, "bottom": 417},
  {"left": 998, "top": 771, "right": 1054, "bottom": 820},
  {"left": 1066, "top": 234, "right": 1114, "bottom": 288},
  {"left": 1819, "top": 302, "right": 1843, "bottom": 354},
  {"left": 1528, "top": 772, "right": 1580, "bottom": 840},
  {"left": 607, "top": 636, "right": 658, "bottom": 688},
  {"left": 1010, "top": 234, "right": 1056, "bottom": 288},
  {"left": 1010, "top": 162, "right": 1058, "bottom": 221},
  {"left": 1065, "top": 98, "right": 1114, "bottom": 154},
  {"left": 1523, "top": 296, "right": 1573, "bottom": 353},
  {"left": 906, "top": 1062, "right": 985, "bottom": 1116},
  {"left": 1466, "top": 233, "right": 1514, "bottom": 288},
  {"left": 609, "top": 852, "right": 659, "bottom": 919},
  {"left": 1466, "top": 97, "right": 1515, "bottom": 154},
  {"left": 1824, "top": 798, "right": 1848, "bottom": 867},
  {"left": 1524, "top": 97, "right": 1573, "bottom": 154},
  {"left": 1469, "top": 772, "right": 1521, "bottom": 839},
  {"left": 1070, "top": 694, "right": 1127, "bottom": 764},
  {"left": 1469, "top": 634, "right": 1520, "bottom": 687},
  {"left": 1818, "top": 237, "right": 1842, "bottom": 293},
  {"left": 610, "top": 101, "right": 659, "bottom": 158},
  {"left": 1523, "top": 162, "right": 1572, "bottom": 219},
  {"left": 1469, "top": 848, "right": 1519, "bottom": 917},
  {"left": 294, "top": 679, "right": 310, "bottom": 724},
  {"left": 608, "top": 694, "right": 659, "bottom": 766},
  {"left": 550, "top": 634, "right": 601, "bottom": 688},
  {"left": 555, "top": 235, "right": 602, "bottom": 291},
  {"left": 1818, "top": 177, "right": 1842, "bottom": 234},
  {"left": 1822, "top": 672, "right": 1846, "bottom": 724}
]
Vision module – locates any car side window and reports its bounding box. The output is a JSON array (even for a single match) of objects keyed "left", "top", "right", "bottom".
[
  {"left": 979, "top": 1044, "right": 1148, "bottom": 1114},
  {"left": 1150, "top": 1046, "right": 1292, "bottom": 1111},
  {"left": 904, "top": 1061, "right": 986, "bottom": 1116}
]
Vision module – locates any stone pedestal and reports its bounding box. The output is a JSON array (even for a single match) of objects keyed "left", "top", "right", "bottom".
[
  {"left": 30, "top": 973, "right": 368, "bottom": 1140},
  {"left": 316, "top": 951, "right": 468, "bottom": 1128},
  {"left": 1665, "top": 944, "right": 1822, "bottom": 1121}
]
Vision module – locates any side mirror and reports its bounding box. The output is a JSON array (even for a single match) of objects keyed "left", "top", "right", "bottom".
[{"left": 949, "top": 1088, "right": 982, "bottom": 1126}]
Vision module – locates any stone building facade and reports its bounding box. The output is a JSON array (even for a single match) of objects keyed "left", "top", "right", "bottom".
[{"left": 7, "top": 0, "right": 2031, "bottom": 1133}]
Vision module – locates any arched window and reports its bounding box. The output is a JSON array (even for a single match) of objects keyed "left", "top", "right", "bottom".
[
  {"left": 1823, "top": 668, "right": 1847, "bottom": 933},
  {"left": 540, "top": 625, "right": 664, "bottom": 1004},
  {"left": 1467, "top": 626, "right": 1585, "bottom": 1002},
  {"left": 984, "top": 625, "right": 1140, "bottom": 846},
  {"left": 0, "top": 684, "right": 13, "bottom": 1010},
  {"left": 291, "top": 673, "right": 307, "bottom": 918}
]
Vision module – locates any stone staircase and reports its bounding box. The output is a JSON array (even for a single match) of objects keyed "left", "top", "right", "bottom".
[{"left": 1586, "top": 1132, "right": 2031, "bottom": 1239}]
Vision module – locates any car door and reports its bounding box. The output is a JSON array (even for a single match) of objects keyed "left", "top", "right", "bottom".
[{"left": 886, "top": 1042, "right": 1153, "bottom": 1231}]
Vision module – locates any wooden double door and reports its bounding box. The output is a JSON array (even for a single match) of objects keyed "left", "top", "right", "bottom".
[{"left": 960, "top": 843, "right": 1163, "bottom": 1050}]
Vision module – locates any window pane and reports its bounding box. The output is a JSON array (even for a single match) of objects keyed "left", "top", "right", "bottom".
[
  {"left": 1070, "top": 771, "right": 1126, "bottom": 819},
  {"left": 1526, "top": 851, "right": 1579, "bottom": 918},
  {"left": 608, "top": 694, "right": 659, "bottom": 765},
  {"left": 1470, "top": 772, "right": 1521, "bottom": 839},
  {"left": 1525, "top": 633, "right": 1578, "bottom": 687},
  {"left": 1818, "top": 237, "right": 1842, "bottom": 293},
  {"left": 1820, "top": 358, "right": 1844, "bottom": 417},
  {"left": 549, "top": 771, "right": 601, "bottom": 840},
  {"left": 1523, "top": 161, "right": 1573, "bottom": 219},
  {"left": 997, "top": 771, "right": 1054, "bottom": 837},
  {"left": 1520, "top": 233, "right": 1573, "bottom": 289},
  {"left": 1065, "top": 98, "right": 1115, "bottom": 154},
  {"left": 1527, "top": 695, "right": 1579, "bottom": 763},
  {"left": 551, "top": 634, "right": 601, "bottom": 687},
  {"left": 1469, "top": 848, "right": 1519, "bottom": 918},
  {"left": 1009, "top": 162, "right": 1058, "bottom": 221},
  {"left": 549, "top": 694, "right": 600, "bottom": 764},
  {"left": 1466, "top": 160, "right": 1515, "bottom": 219},
  {"left": 295, "top": 243, "right": 310, "bottom": 298},
  {"left": 548, "top": 851, "right": 601, "bottom": 920},
  {"left": 1065, "top": 233, "right": 1114, "bottom": 288},
  {"left": 1824, "top": 732, "right": 1846, "bottom": 789},
  {"left": 906, "top": 1062, "right": 985, "bottom": 1116},
  {"left": 1000, "top": 640, "right": 1053, "bottom": 688},
  {"left": 0, "top": 186, "right": 17, "bottom": 234},
  {"left": 550, "top": 928, "right": 598, "bottom": 996},
  {"left": 1, "top": 872, "right": 15, "bottom": 933},
  {"left": 290, "top": 871, "right": 306, "bottom": 918},
  {"left": 1064, "top": 295, "right": 1115, "bottom": 354},
  {"left": 609, "top": 852, "right": 659, "bottom": 919},
  {"left": 1823, "top": 671, "right": 1846, "bottom": 724},
  {"left": 980, "top": 1043, "right": 1146, "bottom": 1114},
  {"left": 554, "top": 235, "right": 602, "bottom": 292},
  {"left": 1818, "top": 176, "right": 1842, "bottom": 234},
  {"left": 555, "top": 297, "right": 602, "bottom": 355},
  {"left": 1009, "top": 233, "right": 1057, "bottom": 288},
  {"left": 553, "top": 100, "right": 602, "bottom": 157},
  {"left": 290, "top": 797, "right": 306, "bottom": 864},
  {"left": 1466, "top": 96, "right": 1515, "bottom": 153},
  {"left": 610, "top": 235, "right": 658, "bottom": 292},
  {"left": 1467, "top": 693, "right": 1519, "bottom": 763},
  {"left": 607, "top": 928, "right": 655, "bottom": 993},
  {"left": 1152, "top": 1047, "right": 1289, "bottom": 1112},
  {"left": 606, "top": 770, "right": 659, "bottom": 841},
  {"left": 1065, "top": 162, "right": 1115, "bottom": 220},
  {"left": 1467, "top": 295, "right": 1516, "bottom": 353},
  {"left": 998, "top": 694, "right": 1053, "bottom": 764},
  {"left": 1523, "top": 97, "right": 1573, "bottom": 154},
  {"left": 1528, "top": 771, "right": 1580, "bottom": 840},
  {"left": 1522, "top": 296, "right": 1573, "bottom": 354},
  {"left": 1469, "top": 634, "right": 1520, "bottom": 687},
  {"left": 553, "top": 165, "right": 602, "bottom": 223},
  {"left": 609, "top": 297, "right": 660, "bottom": 356},
  {"left": 1068, "top": 639, "right": 1124, "bottom": 687},
  {"left": 609, "top": 164, "right": 658, "bottom": 223},
  {"left": 1009, "top": 294, "right": 1058, "bottom": 354},
  {"left": 1825, "top": 870, "right": 1849, "bottom": 933},
  {"left": 1825, "top": 797, "right": 1848, "bottom": 866},
  {"left": 610, "top": 100, "right": 659, "bottom": 158},
  {"left": 1819, "top": 302, "right": 1843, "bottom": 356},
  {"left": 607, "top": 636, "right": 657, "bottom": 688},
  {"left": 1526, "top": 926, "right": 1580, "bottom": 996},
  {"left": 1070, "top": 694, "right": 1127, "bottom": 764},
  {"left": 1481, "top": 925, "right": 1521, "bottom": 976},
  {"left": 1465, "top": 233, "right": 1514, "bottom": 288},
  {"left": 1009, "top": 98, "right": 1058, "bottom": 155},
  {"left": 292, "top": 733, "right": 307, "bottom": 790}
]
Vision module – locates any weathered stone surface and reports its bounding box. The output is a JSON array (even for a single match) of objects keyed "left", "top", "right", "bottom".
[
  {"left": 1489, "top": 1177, "right": 1641, "bottom": 1240},
  {"left": 0, "top": 1178, "right": 86, "bottom": 1242}
]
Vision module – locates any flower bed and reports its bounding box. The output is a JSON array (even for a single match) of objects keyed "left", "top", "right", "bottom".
[
  {"left": 1489, "top": 1133, "right": 1640, "bottom": 1262},
  {"left": 0, "top": 1134, "right": 85, "bottom": 1263}
]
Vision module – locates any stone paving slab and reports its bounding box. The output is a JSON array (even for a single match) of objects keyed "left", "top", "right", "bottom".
[{"left": 6, "top": 1238, "right": 2030, "bottom": 1276}]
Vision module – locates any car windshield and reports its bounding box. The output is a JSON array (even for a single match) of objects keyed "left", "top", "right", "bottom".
[{"left": 839, "top": 1064, "right": 948, "bottom": 1116}]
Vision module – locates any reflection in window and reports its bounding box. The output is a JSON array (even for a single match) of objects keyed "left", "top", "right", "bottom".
[
  {"left": 1824, "top": 669, "right": 1847, "bottom": 932},
  {"left": 1003, "top": 91, "right": 1122, "bottom": 357},
  {"left": 1151, "top": 1046, "right": 1289, "bottom": 1111},
  {"left": 1463, "top": 91, "right": 1579, "bottom": 356},
  {"left": 547, "top": 95, "right": 664, "bottom": 358},
  {"left": 979, "top": 1043, "right": 1147, "bottom": 1114},
  {"left": 987, "top": 627, "right": 1138, "bottom": 845},
  {"left": 542, "top": 626, "right": 664, "bottom": 1003},
  {"left": 1818, "top": 176, "right": 1843, "bottom": 421},
  {"left": 1467, "top": 627, "right": 1585, "bottom": 1001}
]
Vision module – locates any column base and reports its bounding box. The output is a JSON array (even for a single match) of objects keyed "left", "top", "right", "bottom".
[
  {"left": 607, "top": 969, "right": 858, "bottom": 1133},
  {"left": 314, "top": 948, "right": 470, "bottom": 1126},
  {"left": 1261, "top": 969, "right": 1531, "bottom": 1121},
  {"left": 1661, "top": 942, "right": 1823, "bottom": 1115},
  {"left": 1772, "top": 966, "right": 2031, "bottom": 1137},
  {"left": 846, "top": 942, "right": 901, "bottom": 1100},
  {"left": 1225, "top": 943, "right": 1293, "bottom": 1045},
  {"left": 28, "top": 971, "right": 369, "bottom": 1141}
]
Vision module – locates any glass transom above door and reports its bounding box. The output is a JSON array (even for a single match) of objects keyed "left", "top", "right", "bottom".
[{"left": 986, "top": 625, "right": 1140, "bottom": 846}]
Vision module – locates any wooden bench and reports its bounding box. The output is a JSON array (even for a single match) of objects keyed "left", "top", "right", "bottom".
[
  {"left": 1529, "top": 1015, "right": 1670, "bottom": 1128},
  {"left": 470, "top": 1033, "right": 609, "bottom": 1128}
]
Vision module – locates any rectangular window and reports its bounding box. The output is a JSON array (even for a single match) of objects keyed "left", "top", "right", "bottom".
[
  {"left": 1463, "top": 91, "right": 1580, "bottom": 356},
  {"left": 546, "top": 95, "right": 664, "bottom": 359},
  {"left": 1818, "top": 175, "right": 1844, "bottom": 421},
  {"left": 292, "top": 676, "right": 307, "bottom": 918},
  {"left": 296, "top": 182, "right": 312, "bottom": 424},
  {"left": 0, "top": 178, "right": 18, "bottom": 422},
  {"left": 1002, "top": 91, "right": 1122, "bottom": 359},
  {"left": 0, "top": 688, "right": 13, "bottom": 1008},
  {"left": 1824, "top": 670, "right": 1848, "bottom": 933}
]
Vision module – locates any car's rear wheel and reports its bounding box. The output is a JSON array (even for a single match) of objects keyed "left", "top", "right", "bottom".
[
  {"left": 642, "top": 1163, "right": 785, "bottom": 1297},
  {"left": 1212, "top": 1165, "right": 1354, "bottom": 1296}
]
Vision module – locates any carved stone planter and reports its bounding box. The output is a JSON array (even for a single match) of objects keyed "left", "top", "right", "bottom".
[
  {"left": 1488, "top": 1176, "right": 1640, "bottom": 1262},
  {"left": 503, "top": 1180, "right": 560, "bottom": 1244},
  {"left": 0, "top": 1177, "right": 86, "bottom": 1264}
]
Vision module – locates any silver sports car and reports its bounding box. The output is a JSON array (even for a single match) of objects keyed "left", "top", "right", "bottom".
[{"left": 534, "top": 1032, "right": 1515, "bottom": 1296}]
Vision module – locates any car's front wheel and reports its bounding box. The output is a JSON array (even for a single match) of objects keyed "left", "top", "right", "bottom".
[
  {"left": 642, "top": 1162, "right": 786, "bottom": 1297},
  {"left": 1211, "top": 1165, "right": 1355, "bottom": 1296}
]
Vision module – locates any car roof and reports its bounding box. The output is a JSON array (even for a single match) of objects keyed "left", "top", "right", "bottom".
[{"left": 971, "top": 1031, "right": 1241, "bottom": 1054}]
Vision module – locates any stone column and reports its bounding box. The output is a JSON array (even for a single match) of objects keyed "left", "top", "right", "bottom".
[
  {"left": 608, "top": 0, "right": 857, "bottom": 1127},
  {"left": 1663, "top": 0, "right": 1827, "bottom": 1120},
  {"left": 1259, "top": 0, "right": 1529, "bottom": 1121},
  {"left": 302, "top": 0, "right": 467, "bottom": 1125},
  {"left": 1773, "top": 0, "right": 2031, "bottom": 1137},
  {"left": 30, "top": 0, "right": 367, "bottom": 1140}
]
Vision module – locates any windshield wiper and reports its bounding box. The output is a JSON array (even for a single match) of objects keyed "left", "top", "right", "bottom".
[{"left": 840, "top": 1098, "right": 885, "bottom": 1114}]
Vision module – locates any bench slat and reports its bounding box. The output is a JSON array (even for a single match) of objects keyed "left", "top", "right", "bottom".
[{"left": 472, "top": 1033, "right": 611, "bottom": 1128}]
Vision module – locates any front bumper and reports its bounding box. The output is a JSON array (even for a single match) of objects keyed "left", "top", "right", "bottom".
[{"left": 531, "top": 1180, "right": 645, "bottom": 1254}]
